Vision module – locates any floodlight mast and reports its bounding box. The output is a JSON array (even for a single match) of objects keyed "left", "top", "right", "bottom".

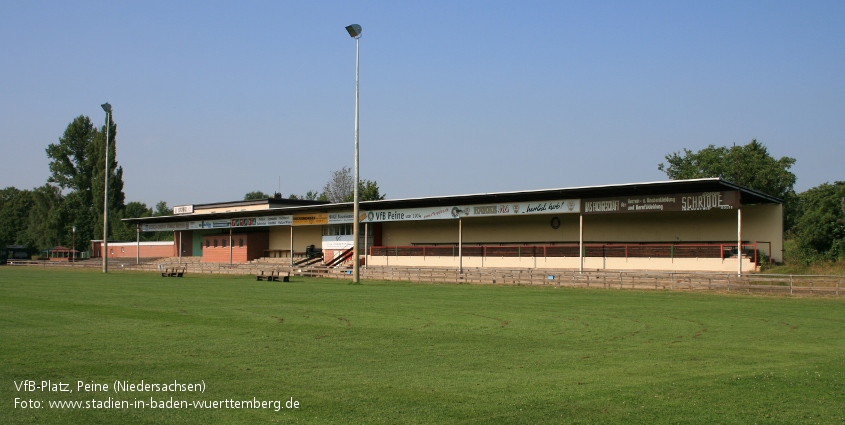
[
  {"left": 346, "top": 24, "right": 362, "bottom": 283},
  {"left": 101, "top": 102, "right": 112, "bottom": 273}
]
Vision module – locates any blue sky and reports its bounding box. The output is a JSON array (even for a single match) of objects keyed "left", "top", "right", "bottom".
[{"left": 1, "top": 1, "right": 843, "bottom": 207}]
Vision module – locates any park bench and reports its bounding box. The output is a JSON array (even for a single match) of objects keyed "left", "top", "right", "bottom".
[
  {"left": 159, "top": 265, "right": 187, "bottom": 278},
  {"left": 256, "top": 270, "right": 290, "bottom": 282}
]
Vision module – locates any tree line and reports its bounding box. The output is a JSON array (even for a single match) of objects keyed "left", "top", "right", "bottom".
[
  {"left": 0, "top": 115, "right": 385, "bottom": 260},
  {"left": 1, "top": 114, "right": 841, "bottom": 266}
]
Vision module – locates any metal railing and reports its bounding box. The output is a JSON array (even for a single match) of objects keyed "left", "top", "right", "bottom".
[{"left": 370, "top": 242, "right": 772, "bottom": 264}]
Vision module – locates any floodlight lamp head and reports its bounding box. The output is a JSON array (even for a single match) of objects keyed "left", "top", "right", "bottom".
[
  {"left": 345, "top": 24, "right": 362, "bottom": 38},
  {"left": 101, "top": 102, "right": 112, "bottom": 113}
]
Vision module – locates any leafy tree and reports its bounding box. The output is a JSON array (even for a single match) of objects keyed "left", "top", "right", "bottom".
[
  {"left": 124, "top": 201, "right": 153, "bottom": 219},
  {"left": 45, "top": 115, "right": 126, "bottom": 245},
  {"left": 785, "top": 182, "right": 845, "bottom": 264},
  {"left": 0, "top": 187, "right": 33, "bottom": 249},
  {"left": 45, "top": 116, "right": 96, "bottom": 193},
  {"left": 658, "top": 140, "right": 796, "bottom": 201},
  {"left": 154, "top": 201, "right": 169, "bottom": 216},
  {"left": 359, "top": 179, "right": 385, "bottom": 201},
  {"left": 322, "top": 167, "right": 355, "bottom": 203},
  {"left": 659, "top": 139, "right": 799, "bottom": 229},
  {"left": 289, "top": 190, "right": 323, "bottom": 201},
  {"left": 90, "top": 115, "right": 125, "bottom": 235},
  {"left": 321, "top": 167, "right": 384, "bottom": 202},
  {"left": 59, "top": 191, "right": 94, "bottom": 252},
  {"left": 24, "top": 185, "right": 64, "bottom": 250},
  {"left": 244, "top": 191, "right": 270, "bottom": 200}
]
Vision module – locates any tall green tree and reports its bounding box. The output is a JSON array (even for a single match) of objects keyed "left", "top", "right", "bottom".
[
  {"left": 322, "top": 167, "right": 355, "bottom": 203},
  {"left": 24, "top": 185, "right": 64, "bottom": 250},
  {"left": 658, "top": 140, "right": 797, "bottom": 200},
  {"left": 153, "top": 201, "right": 169, "bottom": 216},
  {"left": 90, "top": 114, "right": 125, "bottom": 236},
  {"left": 658, "top": 139, "right": 799, "bottom": 229},
  {"left": 321, "top": 167, "right": 385, "bottom": 202},
  {"left": 124, "top": 201, "right": 153, "bottom": 219},
  {"left": 358, "top": 179, "right": 385, "bottom": 202},
  {"left": 786, "top": 182, "right": 845, "bottom": 264},
  {"left": 46, "top": 115, "right": 126, "bottom": 246},
  {"left": 0, "top": 187, "right": 34, "bottom": 250}
]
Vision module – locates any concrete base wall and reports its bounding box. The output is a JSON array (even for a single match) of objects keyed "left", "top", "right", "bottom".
[{"left": 366, "top": 255, "right": 758, "bottom": 273}]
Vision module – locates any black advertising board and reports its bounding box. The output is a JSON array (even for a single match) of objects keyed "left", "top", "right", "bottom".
[{"left": 582, "top": 190, "right": 740, "bottom": 214}]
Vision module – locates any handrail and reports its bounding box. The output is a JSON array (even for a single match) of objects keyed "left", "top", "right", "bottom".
[
  {"left": 370, "top": 242, "right": 769, "bottom": 263},
  {"left": 325, "top": 247, "right": 354, "bottom": 268}
]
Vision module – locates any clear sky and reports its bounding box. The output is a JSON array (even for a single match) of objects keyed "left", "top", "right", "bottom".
[{"left": 1, "top": 1, "right": 843, "bottom": 208}]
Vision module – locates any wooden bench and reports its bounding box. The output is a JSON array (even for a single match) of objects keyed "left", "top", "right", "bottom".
[
  {"left": 256, "top": 270, "right": 290, "bottom": 282},
  {"left": 159, "top": 265, "right": 187, "bottom": 277}
]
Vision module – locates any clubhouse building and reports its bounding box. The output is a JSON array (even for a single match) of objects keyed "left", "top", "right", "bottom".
[{"left": 119, "top": 178, "right": 783, "bottom": 274}]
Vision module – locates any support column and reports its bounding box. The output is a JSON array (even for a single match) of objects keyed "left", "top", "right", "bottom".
[
  {"left": 290, "top": 226, "right": 294, "bottom": 267},
  {"left": 579, "top": 214, "right": 584, "bottom": 273},
  {"left": 136, "top": 224, "right": 140, "bottom": 265},
  {"left": 364, "top": 222, "right": 369, "bottom": 269},
  {"left": 229, "top": 228, "right": 233, "bottom": 266},
  {"left": 458, "top": 218, "right": 463, "bottom": 273},
  {"left": 737, "top": 208, "right": 742, "bottom": 276}
]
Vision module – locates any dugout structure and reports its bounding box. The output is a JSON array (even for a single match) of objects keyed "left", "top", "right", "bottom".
[{"left": 122, "top": 178, "right": 783, "bottom": 274}]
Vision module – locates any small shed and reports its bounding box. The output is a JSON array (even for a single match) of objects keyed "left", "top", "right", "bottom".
[{"left": 47, "top": 246, "right": 79, "bottom": 262}]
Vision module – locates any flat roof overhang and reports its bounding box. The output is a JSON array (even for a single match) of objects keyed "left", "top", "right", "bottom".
[{"left": 122, "top": 178, "right": 783, "bottom": 226}]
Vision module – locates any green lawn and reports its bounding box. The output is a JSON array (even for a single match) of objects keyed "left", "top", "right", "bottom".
[{"left": 1, "top": 268, "right": 843, "bottom": 424}]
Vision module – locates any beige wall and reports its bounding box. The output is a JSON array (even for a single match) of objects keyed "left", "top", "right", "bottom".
[
  {"left": 268, "top": 226, "right": 323, "bottom": 253},
  {"left": 582, "top": 210, "right": 738, "bottom": 242},
  {"left": 740, "top": 204, "right": 783, "bottom": 262},
  {"left": 382, "top": 214, "right": 580, "bottom": 246},
  {"left": 380, "top": 209, "right": 764, "bottom": 245},
  {"left": 367, "top": 254, "right": 758, "bottom": 272}
]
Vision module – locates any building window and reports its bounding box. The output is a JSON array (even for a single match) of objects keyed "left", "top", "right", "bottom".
[
  {"left": 214, "top": 239, "right": 218, "bottom": 248},
  {"left": 239, "top": 239, "right": 244, "bottom": 248},
  {"left": 222, "top": 239, "right": 227, "bottom": 248},
  {"left": 206, "top": 240, "right": 210, "bottom": 248}
]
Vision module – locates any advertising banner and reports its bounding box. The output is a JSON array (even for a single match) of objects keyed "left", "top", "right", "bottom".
[
  {"left": 582, "top": 191, "right": 740, "bottom": 214},
  {"left": 465, "top": 200, "right": 580, "bottom": 217},
  {"left": 293, "top": 213, "right": 328, "bottom": 226},
  {"left": 361, "top": 199, "right": 580, "bottom": 223},
  {"left": 328, "top": 212, "right": 354, "bottom": 224},
  {"left": 201, "top": 220, "right": 231, "bottom": 229},
  {"left": 230, "top": 215, "right": 293, "bottom": 227},
  {"left": 362, "top": 206, "right": 455, "bottom": 223},
  {"left": 141, "top": 222, "right": 189, "bottom": 232}
]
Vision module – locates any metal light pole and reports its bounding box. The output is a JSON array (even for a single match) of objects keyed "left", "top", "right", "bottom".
[
  {"left": 346, "top": 24, "right": 362, "bottom": 283},
  {"left": 72, "top": 226, "right": 76, "bottom": 263},
  {"left": 101, "top": 102, "right": 111, "bottom": 273}
]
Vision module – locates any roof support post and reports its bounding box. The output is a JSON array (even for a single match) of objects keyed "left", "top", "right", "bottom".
[
  {"left": 579, "top": 214, "right": 584, "bottom": 274},
  {"left": 737, "top": 208, "right": 742, "bottom": 277}
]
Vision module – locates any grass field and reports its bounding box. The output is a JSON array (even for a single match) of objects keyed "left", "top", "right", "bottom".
[{"left": 1, "top": 268, "right": 843, "bottom": 424}]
